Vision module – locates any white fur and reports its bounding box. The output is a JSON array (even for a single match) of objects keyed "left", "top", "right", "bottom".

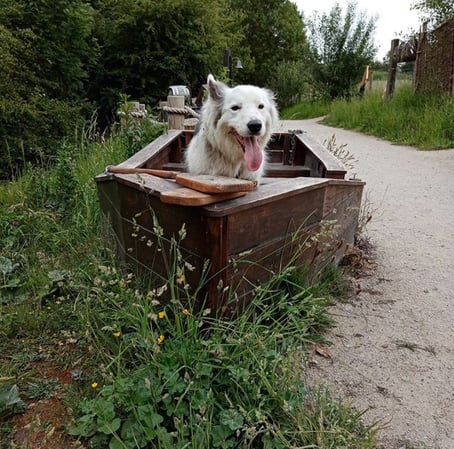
[{"left": 185, "top": 74, "right": 278, "bottom": 183}]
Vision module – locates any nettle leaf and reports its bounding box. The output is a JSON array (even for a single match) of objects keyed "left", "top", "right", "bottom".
[
  {"left": 98, "top": 417, "right": 121, "bottom": 435},
  {"left": 195, "top": 361, "right": 214, "bottom": 378},
  {"left": 69, "top": 414, "right": 97, "bottom": 437},
  {"left": 93, "top": 399, "right": 116, "bottom": 419},
  {"left": 219, "top": 408, "right": 244, "bottom": 430},
  {"left": 120, "top": 419, "right": 148, "bottom": 448},
  {"left": 190, "top": 388, "right": 211, "bottom": 410},
  {"left": 137, "top": 404, "right": 163, "bottom": 429},
  {"left": 0, "top": 256, "right": 19, "bottom": 277},
  {"left": 228, "top": 366, "right": 250, "bottom": 382},
  {"left": 212, "top": 424, "right": 236, "bottom": 448},
  {"left": 165, "top": 372, "right": 186, "bottom": 395},
  {"left": 160, "top": 392, "right": 174, "bottom": 416}
]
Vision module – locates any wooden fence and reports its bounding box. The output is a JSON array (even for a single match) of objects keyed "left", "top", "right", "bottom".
[
  {"left": 414, "top": 17, "right": 454, "bottom": 94},
  {"left": 386, "top": 17, "right": 454, "bottom": 97}
]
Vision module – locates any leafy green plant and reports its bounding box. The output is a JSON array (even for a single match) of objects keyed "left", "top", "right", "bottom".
[
  {"left": 26, "top": 378, "right": 59, "bottom": 400},
  {"left": 70, "top": 215, "right": 377, "bottom": 449},
  {"left": 307, "top": 2, "right": 377, "bottom": 100},
  {"left": 0, "top": 384, "right": 26, "bottom": 419},
  {"left": 0, "top": 256, "right": 21, "bottom": 296},
  {"left": 53, "top": 142, "right": 79, "bottom": 216},
  {"left": 115, "top": 95, "right": 167, "bottom": 157}
]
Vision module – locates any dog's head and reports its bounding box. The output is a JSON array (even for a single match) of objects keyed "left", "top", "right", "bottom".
[{"left": 205, "top": 74, "right": 278, "bottom": 172}]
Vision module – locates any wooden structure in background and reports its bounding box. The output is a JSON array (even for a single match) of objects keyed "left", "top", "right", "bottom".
[
  {"left": 386, "top": 39, "right": 401, "bottom": 98},
  {"left": 414, "top": 18, "right": 454, "bottom": 94},
  {"left": 96, "top": 130, "right": 364, "bottom": 316},
  {"left": 386, "top": 17, "right": 454, "bottom": 97},
  {"left": 359, "top": 65, "right": 374, "bottom": 96}
]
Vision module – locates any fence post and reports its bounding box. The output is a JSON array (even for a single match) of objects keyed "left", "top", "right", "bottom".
[
  {"left": 386, "top": 39, "right": 400, "bottom": 98},
  {"left": 167, "top": 95, "right": 185, "bottom": 129}
]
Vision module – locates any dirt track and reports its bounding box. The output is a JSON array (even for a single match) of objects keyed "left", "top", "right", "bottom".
[{"left": 279, "top": 119, "right": 454, "bottom": 449}]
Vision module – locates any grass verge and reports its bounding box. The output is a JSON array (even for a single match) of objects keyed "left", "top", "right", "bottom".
[{"left": 282, "top": 83, "right": 454, "bottom": 150}]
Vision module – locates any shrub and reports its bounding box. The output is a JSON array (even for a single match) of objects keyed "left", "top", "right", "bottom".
[{"left": 0, "top": 95, "right": 87, "bottom": 180}]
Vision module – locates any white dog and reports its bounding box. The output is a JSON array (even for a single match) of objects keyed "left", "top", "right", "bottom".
[{"left": 185, "top": 74, "right": 278, "bottom": 183}]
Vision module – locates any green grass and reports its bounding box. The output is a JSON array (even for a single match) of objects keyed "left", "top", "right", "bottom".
[
  {"left": 280, "top": 99, "right": 331, "bottom": 120},
  {"left": 282, "top": 82, "right": 454, "bottom": 150},
  {"left": 0, "top": 112, "right": 380, "bottom": 448},
  {"left": 325, "top": 84, "right": 454, "bottom": 149}
]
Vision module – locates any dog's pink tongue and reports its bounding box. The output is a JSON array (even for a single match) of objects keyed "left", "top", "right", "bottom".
[{"left": 243, "top": 136, "right": 262, "bottom": 171}]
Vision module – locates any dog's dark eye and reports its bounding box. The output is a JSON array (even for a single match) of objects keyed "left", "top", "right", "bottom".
[
  {"left": 258, "top": 104, "right": 264, "bottom": 109},
  {"left": 231, "top": 105, "right": 241, "bottom": 111}
]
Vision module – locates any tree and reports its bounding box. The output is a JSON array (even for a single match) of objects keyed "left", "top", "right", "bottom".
[
  {"left": 411, "top": 0, "right": 454, "bottom": 27},
  {"left": 87, "top": 0, "right": 243, "bottom": 124},
  {"left": 0, "top": 0, "right": 98, "bottom": 99},
  {"left": 307, "top": 1, "right": 377, "bottom": 100},
  {"left": 0, "top": 0, "right": 97, "bottom": 179},
  {"left": 229, "top": 0, "right": 309, "bottom": 88}
]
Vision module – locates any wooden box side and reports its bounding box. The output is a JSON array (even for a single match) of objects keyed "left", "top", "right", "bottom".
[{"left": 296, "top": 132, "right": 347, "bottom": 179}]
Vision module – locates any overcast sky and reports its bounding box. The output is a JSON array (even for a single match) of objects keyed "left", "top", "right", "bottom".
[{"left": 293, "top": 0, "right": 421, "bottom": 60}]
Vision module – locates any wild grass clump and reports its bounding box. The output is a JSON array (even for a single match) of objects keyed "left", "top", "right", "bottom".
[
  {"left": 69, "top": 217, "right": 377, "bottom": 449},
  {"left": 324, "top": 84, "right": 454, "bottom": 149}
]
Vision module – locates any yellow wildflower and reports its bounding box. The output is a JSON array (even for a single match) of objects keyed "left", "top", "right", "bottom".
[
  {"left": 157, "top": 335, "right": 165, "bottom": 345},
  {"left": 91, "top": 382, "right": 98, "bottom": 389},
  {"left": 158, "top": 311, "right": 166, "bottom": 319},
  {"left": 182, "top": 309, "right": 190, "bottom": 316},
  {"left": 113, "top": 331, "right": 121, "bottom": 338}
]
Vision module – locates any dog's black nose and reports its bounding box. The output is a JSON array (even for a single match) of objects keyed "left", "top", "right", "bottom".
[{"left": 247, "top": 120, "right": 262, "bottom": 134}]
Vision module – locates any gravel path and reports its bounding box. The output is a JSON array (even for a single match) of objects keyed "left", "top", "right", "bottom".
[{"left": 279, "top": 119, "right": 454, "bottom": 449}]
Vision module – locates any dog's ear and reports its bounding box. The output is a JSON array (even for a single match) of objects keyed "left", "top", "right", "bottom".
[{"left": 207, "top": 74, "right": 226, "bottom": 102}]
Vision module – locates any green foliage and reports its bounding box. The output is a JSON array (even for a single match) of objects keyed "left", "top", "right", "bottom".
[
  {"left": 0, "top": 0, "right": 312, "bottom": 176},
  {"left": 0, "top": 0, "right": 98, "bottom": 99},
  {"left": 0, "top": 92, "right": 86, "bottom": 181},
  {"left": 0, "top": 385, "right": 26, "bottom": 419},
  {"left": 271, "top": 60, "right": 310, "bottom": 109},
  {"left": 411, "top": 0, "right": 454, "bottom": 26},
  {"left": 281, "top": 100, "right": 331, "bottom": 119},
  {"left": 324, "top": 84, "right": 454, "bottom": 149},
  {"left": 307, "top": 1, "right": 377, "bottom": 99},
  {"left": 115, "top": 96, "right": 168, "bottom": 157},
  {"left": 230, "top": 0, "right": 309, "bottom": 89},
  {"left": 88, "top": 0, "right": 242, "bottom": 122},
  {"left": 26, "top": 378, "right": 59, "bottom": 400},
  {"left": 70, "top": 244, "right": 374, "bottom": 449},
  {"left": 0, "top": 119, "right": 379, "bottom": 448},
  {"left": 0, "top": 111, "right": 163, "bottom": 338},
  {"left": 0, "top": 0, "right": 97, "bottom": 179}
]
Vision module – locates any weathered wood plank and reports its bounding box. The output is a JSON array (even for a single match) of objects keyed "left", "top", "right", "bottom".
[
  {"left": 296, "top": 132, "right": 347, "bottom": 178},
  {"left": 116, "top": 130, "right": 182, "bottom": 169}
]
